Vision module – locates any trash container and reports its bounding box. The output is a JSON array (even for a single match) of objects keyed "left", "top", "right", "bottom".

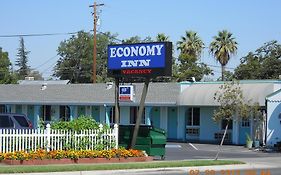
[{"left": 118, "top": 125, "right": 166, "bottom": 159}]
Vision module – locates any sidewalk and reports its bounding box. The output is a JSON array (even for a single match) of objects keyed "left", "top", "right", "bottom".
[{"left": 0, "top": 158, "right": 276, "bottom": 175}]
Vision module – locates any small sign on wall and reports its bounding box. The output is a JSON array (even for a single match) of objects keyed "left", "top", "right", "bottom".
[{"left": 119, "top": 85, "right": 135, "bottom": 102}]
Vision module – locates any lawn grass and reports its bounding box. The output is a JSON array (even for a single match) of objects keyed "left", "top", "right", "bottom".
[{"left": 0, "top": 160, "right": 244, "bottom": 174}]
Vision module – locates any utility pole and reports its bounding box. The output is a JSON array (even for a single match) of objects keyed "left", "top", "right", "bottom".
[{"left": 89, "top": 2, "right": 104, "bottom": 83}]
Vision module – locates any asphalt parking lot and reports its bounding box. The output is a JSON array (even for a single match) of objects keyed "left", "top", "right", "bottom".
[{"left": 162, "top": 142, "right": 281, "bottom": 161}]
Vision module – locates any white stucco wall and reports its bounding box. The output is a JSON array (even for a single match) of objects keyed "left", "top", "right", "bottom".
[{"left": 267, "top": 101, "right": 281, "bottom": 146}]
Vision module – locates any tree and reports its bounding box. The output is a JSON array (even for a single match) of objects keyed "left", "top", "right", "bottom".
[
  {"left": 122, "top": 36, "right": 153, "bottom": 44},
  {"left": 213, "top": 80, "right": 249, "bottom": 160},
  {"left": 176, "top": 31, "right": 212, "bottom": 81},
  {"left": 156, "top": 33, "right": 169, "bottom": 42},
  {"left": 15, "top": 37, "right": 31, "bottom": 80},
  {"left": 0, "top": 47, "right": 18, "bottom": 84},
  {"left": 53, "top": 31, "right": 117, "bottom": 83},
  {"left": 177, "top": 31, "right": 205, "bottom": 58},
  {"left": 28, "top": 70, "right": 44, "bottom": 80},
  {"left": 234, "top": 40, "right": 281, "bottom": 80},
  {"left": 209, "top": 30, "right": 238, "bottom": 81},
  {"left": 176, "top": 53, "right": 212, "bottom": 81},
  {"left": 217, "top": 70, "right": 234, "bottom": 81}
]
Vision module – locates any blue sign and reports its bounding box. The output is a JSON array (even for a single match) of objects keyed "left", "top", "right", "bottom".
[
  {"left": 119, "top": 85, "right": 135, "bottom": 102},
  {"left": 107, "top": 42, "right": 172, "bottom": 78},
  {"left": 108, "top": 43, "right": 166, "bottom": 70},
  {"left": 119, "top": 86, "right": 131, "bottom": 95}
]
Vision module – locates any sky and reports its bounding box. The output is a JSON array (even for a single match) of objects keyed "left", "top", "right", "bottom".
[{"left": 0, "top": 0, "right": 280, "bottom": 80}]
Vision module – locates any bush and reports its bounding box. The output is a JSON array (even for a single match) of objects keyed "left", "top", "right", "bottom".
[
  {"left": 1, "top": 149, "right": 145, "bottom": 160},
  {"left": 51, "top": 116, "right": 107, "bottom": 131}
]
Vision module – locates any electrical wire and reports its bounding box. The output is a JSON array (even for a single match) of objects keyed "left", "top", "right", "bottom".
[
  {"left": 33, "top": 55, "right": 59, "bottom": 70},
  {"left": 0, "top": 32, "right": 81, "bottom": 38}
]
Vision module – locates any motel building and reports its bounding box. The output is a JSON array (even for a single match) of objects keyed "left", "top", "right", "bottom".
[{"left": 0, "top": 79, "right": 281, "bottom": 147}]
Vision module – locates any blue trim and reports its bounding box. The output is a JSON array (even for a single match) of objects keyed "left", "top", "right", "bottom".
[
  {"left": 145, "top": 106, "right": 152, "bottom": 125},
  {"left": 105, "top": 107, "right": 111, "bottom": 126},
  {"left": 34, "top": 105, "right": 41, "bottom": 129},
  {"left": 69, "top": 106, "right": 75, "bottom": 120}
]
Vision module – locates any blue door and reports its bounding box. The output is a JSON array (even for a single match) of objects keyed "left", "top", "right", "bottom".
[
  {"left": 151, "top": 107, "right": 160, "bottom": 128},
  {"left": 239, "top": 119, "right": 251, "bottom": 144},
  {"left": 168, "top": 107, "right": 178, "bottom": 139}
]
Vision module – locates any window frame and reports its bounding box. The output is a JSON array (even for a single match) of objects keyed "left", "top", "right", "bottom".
[
  {"left": 59, "top": 106, "right": 70, "bottom": 121},
  {"left": 41, "top": 105, "right": 51, "bottom": 122},
  {"left": 241, "top": 118, "right": 250, "bottom": 127},
  {"left": 186, "top": 107, "right": 200, "bottom": 126}
]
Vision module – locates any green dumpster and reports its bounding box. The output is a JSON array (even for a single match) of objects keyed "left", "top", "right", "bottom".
[{"left": 118, "top": 125, "right": 166, "bottom": 159}]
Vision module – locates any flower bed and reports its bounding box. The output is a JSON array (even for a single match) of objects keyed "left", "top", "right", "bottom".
[{"left": 0, "top": 148, "right": 153, "bottom": 165}]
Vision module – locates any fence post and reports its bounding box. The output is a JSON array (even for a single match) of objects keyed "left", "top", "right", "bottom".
[
  {"left": 99, "top": 124, "right": 103, "bottom": 149},
  {"left": 113, "top": 124, "right": 118, "bottom": 149},
  {"left": 45, "top": 124, "right": 51, "bottom": 152},
  {"left": 0, "top": 129, "right": 2, "bottom": 153}
]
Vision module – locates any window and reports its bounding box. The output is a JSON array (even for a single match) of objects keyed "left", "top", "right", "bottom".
[
  {"left": 0, "top": 105, "right": 6, "bottom": 113},
  {"left": 186, "top": 128, "right": 200, "bottom": 136},
  {"left": 41, "top": 105, "right": 51, "bottom": 122},
  {"left": 13, "top": 115, "right": 29, "bottom": 127},
  {"left": 130, "top": 107, "right": 145, "bottom": 124},
  {"left": 0, "top": 115, "right": 13, "bottom": 128},
  {"left": 221, "top": 119, "right": 233, "bottom": 130},
  {"left": 241, "top": 119, "right": 250, "bottom": 127},
  {"left": 186, "top": 108, "right": 200, "bottom": 126},
  {"left": 60, "top": 106, "right": 70, "bottom": 121}
]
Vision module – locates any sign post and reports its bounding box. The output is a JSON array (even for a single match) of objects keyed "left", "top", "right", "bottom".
[{"left": 114, "top": 78, "right": 120, "bottom": 124}]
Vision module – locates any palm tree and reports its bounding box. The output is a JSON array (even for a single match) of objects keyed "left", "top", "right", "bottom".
[
  {"left": 209, "top": 30, "right": 238, "bottom": 81},
  {"left": 177, "top": 31, "right": 204, "bottom": 58},
  {"left": 156, "top": 33, "right": 169, "bottom": 42}
]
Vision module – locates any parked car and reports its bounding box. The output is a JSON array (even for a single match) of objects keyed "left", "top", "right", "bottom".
[{"left": 0, "top": 113, "right": 33, "bottom": 129}]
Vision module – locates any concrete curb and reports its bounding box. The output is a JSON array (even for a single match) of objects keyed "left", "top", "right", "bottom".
[{"left": 0, "top": 163, "right": 274, "bottom": 175}]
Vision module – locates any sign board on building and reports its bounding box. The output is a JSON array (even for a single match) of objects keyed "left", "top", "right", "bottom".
[
  {"left": 119, "top": 85, "right": 135, "bottom": 102},
  {"left": 107, "top": 42, "right": 172, "bottom": 78}
]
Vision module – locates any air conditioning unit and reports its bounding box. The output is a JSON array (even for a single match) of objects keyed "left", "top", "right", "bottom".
[{"left": 25, "top": 77, "right": 35, "bottom": 81}]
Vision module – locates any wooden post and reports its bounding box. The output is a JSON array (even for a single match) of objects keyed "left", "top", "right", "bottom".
[
  {"left": 130, "top": 78, "right": 150, "bottom": 148},
  {"left": 114, "top": 78, "right": 120, "bottom": 124}
]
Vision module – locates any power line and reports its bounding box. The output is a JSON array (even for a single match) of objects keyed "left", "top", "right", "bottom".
[
  {"left": 0, "top": 31, "right": 81, "bottom": 38},
  {"left": 33, "top": 55, "right": 58, "bottom": 70}
]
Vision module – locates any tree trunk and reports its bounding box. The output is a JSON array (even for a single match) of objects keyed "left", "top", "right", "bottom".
[
  {"left": 214, "top": 122, "right": 229, "bottom": 160},
  {"left": 221, "top": 65, "right": 225, "bottom": 81}
]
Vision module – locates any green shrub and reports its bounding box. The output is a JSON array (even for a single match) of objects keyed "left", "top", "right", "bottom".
[
  {"left": 51, "top": 116, "right": 105, "bottom": 131},
  {"left": 246, "top": 133, "right": 252, "bottom": 142}
]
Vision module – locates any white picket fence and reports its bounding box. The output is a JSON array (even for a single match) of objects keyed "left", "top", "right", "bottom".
[{"left": 0, "top": 124, "right": 118, "bottom": 153}]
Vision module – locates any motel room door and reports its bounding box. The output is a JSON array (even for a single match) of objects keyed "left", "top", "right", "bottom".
[{"left": 167, "top": 107, "right": 178, "bottom": 139}]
